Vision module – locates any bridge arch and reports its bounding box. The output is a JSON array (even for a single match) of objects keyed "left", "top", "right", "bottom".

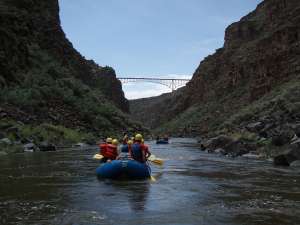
[{"left": 118, "top": 77, "right": 190, "bottom": 91}]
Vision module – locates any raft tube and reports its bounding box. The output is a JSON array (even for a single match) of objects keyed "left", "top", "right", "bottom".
[
  {"left": 156, "top": 140, "right": 169, "bottom": 144},
  {"left": 96, "top": 160, "right": 151, "bottom": 179}
]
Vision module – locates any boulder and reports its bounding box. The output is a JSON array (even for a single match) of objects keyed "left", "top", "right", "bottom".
[
  {"left": 23, "top": 143, "right": 39, "bottom": 152},
  {"left": 204, "top": 135, "right": 252, "bottom": 157},
  {"left": 271, "top": 133, "right": 291, "bottom": 146},
  {"left": 74, "top": 143, "right": 88, "bottom": 148},
  {"left": 6, "top": 126, "right": 19, "bottom": 133},
  {"left": 246, "top": 122, "right": 264, "bottom": 132},
  {"left": 294, "top": 125, "right": 300, "bottom": 137},
  {"left": 6, "top": 126, "right": 21, "bottom": 140},
  {"left": 223, "top": 140, "right": 250, "bottom": 157},
  {"left": 0, "top": 138, "right": 12, "bottom": 145},
  {"left": 242, "top": 152, "right": 262, "bottom": 159},
  {"left": 196, "top": 137, "right": 202, "bottom": 144},
  {"left": 0, "top": 112, "right": 7, "bottom": 118},
  {"left": 273, "top": 139, "right": 300, "bottom": 166},
  {"left": 0, "top": 151, "right": 8, "bottom": 156},
  {"left": 0, "top": 132, "right": 5, "bottom": 139},
  {"left": 259, "top": 131, "right": 268, "bottom": 138},
  {"left": 214, "top": 148, "right": 226, "bottom": 155},
  {"left": 38, "top": 142, "right": 57, "bottom": 152},
  {"left": 200, "top": 144, "right": 206, "bottom": 151},
  {"left": 204, "top": 135, "right": 234, "bottom": 151}
]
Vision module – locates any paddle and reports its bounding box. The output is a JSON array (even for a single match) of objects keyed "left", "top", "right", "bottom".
[
  {"left": 148, "top": 155, "right": 164, "bottom": 166},
  {"left": 93, "top": 154, "right": 104, "bottom": 160}
]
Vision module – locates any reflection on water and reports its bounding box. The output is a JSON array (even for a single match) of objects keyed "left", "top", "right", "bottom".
[
  {"left": 109, "top": 181, "right": 150, "bottom": 211},
  {"left": 0, "top": 138, "right": 299, "bottom": 225}
]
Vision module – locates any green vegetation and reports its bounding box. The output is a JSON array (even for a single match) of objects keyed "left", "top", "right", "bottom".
[
  {"left": 0, "top": 118, "right": 96, "bottom": 146},
  {"left": 0, "top": 45, "right": 141, "bottom": 143},
  {"left": 20, "top": 123, "right": 95, "bottom": 145}
]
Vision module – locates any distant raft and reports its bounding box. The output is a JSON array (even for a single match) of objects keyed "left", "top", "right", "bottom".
[
  {"left": 96, "top": 160, "right": 151, "bottom": 179},
  {"left": 156, "top": 140, "right": 169, "bottom": 144}
]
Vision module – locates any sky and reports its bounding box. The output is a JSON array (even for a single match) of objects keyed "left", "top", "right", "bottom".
[{"left": 59, "top": 0, "right": 263, "bottom": 99}]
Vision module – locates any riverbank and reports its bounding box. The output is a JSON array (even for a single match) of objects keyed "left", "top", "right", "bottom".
[
  {"left": 0, "top": 117, "right": 98, "bottom": 154},
  {"left": 197, "top": 132, "right": 300, "bottom": 165}
]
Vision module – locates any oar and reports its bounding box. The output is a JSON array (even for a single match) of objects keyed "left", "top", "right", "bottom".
[
  {"left": 93, "top": 154, "right": 104, "bottom": 160},
  {"left": 148, "top": 155, "right": 164, "bottom": 166}
]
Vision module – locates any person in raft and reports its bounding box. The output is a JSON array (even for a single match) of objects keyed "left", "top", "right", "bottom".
[
  {"left": 99, "top": 138, "right": 119, "bottom": 162},
  {"left": 117, "top": 139, "right": 133, "bottom": 160},
  {"left": 120, "top": 133, "right": 129, "bottom": 151},
  {"left": 131, "top": 134, "right": 151, "bottom": 163},
  {"left": 122, "top": 133, "right": 129, "bottom": 144}
]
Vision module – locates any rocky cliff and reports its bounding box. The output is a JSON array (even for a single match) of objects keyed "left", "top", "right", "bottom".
[
  {"left": 131, "top": 0, "right": 300, "bottom": 158},
  {"left": 0, "top": 0, "right": 142, "bottom": 148}
]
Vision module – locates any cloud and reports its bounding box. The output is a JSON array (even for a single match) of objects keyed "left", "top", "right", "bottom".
[{"left": 123, "top": 83, "right": 171, "bottom": 99}]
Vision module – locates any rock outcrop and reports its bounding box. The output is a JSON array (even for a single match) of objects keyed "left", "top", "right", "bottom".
[
  {"left": 130, "top": 0, "right": 300, "bottom": 159},
  {"left": 274, "top": 138, "right": 300, "bottom": 166}
]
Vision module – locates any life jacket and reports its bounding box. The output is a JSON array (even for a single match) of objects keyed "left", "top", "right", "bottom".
[
  {"left": 99, "top": 143, "right": 107, "bottom": 155},
  {"left": 103, "top": 144, "right": 118, "bottom": 159},
  {"left": 130, "top": 143, "right": 145, "bottom": 163}
]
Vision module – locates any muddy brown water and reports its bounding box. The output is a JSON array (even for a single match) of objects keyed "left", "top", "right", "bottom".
[{"left": 0, "top": 138, "right": 299, "bottom": 225}]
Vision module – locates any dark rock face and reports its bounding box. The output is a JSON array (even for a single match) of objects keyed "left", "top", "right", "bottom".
[
  {"left": 0, "top": 0, "right": 140, "bottom": 139},
  {"left": 0, "top": 0, "right": 128, "bottom": 112},
  {"left": 183, "top": 0, "right": 300, "bottom": 131}
]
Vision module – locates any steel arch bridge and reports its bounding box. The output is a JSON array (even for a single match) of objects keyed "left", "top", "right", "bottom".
[{"left": 117, "top": 77, "right": 191, "bottom": 91}]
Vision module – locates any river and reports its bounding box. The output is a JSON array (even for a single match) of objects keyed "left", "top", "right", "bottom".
[{"left": 0, "top": 138, "right": 299, "bottom": 225}]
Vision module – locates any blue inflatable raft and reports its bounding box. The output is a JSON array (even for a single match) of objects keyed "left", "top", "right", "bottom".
[{"left": 96, "top": 160, "right": 151, "bottom": 179}]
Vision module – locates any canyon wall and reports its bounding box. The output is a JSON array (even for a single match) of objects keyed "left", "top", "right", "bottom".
[
  {"left": 0, "top": 0, "right": 142, "bottom": 143},
  {"left": 131, "top": 0, "right": 300, "bottom": 149}
]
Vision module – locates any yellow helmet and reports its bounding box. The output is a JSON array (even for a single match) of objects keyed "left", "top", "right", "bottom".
[
  {"left": 112, "top": 139, "right": 119, "bottom": 146},
  {"left": 106, "top": 137, "right": 113, "bottom": 143},
  {"left": 128, "top": 140, "right": 133, "bottom": 145},
  {"left": 135, "top": 133, "right": 143, "bottom": 141}
]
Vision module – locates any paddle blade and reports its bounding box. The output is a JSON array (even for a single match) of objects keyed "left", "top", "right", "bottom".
[
  {"left": 148, "top": 155, "right": 164, "bottom": 165},
  {"left": 150, "top": 176, "right": 156, "bottom": 182},
  {"left": 153, "top": 159, "right": 164, "bottom": 165},
  {"left": 93, "top": 154, "right": 104, "bottom": 160}
]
